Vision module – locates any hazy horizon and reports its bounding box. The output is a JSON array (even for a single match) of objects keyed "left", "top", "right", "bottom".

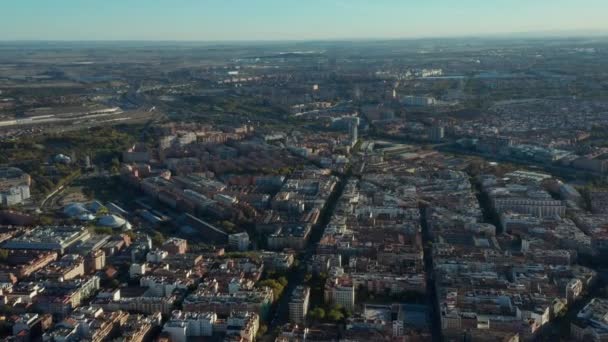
[
  {"left": 2, "top": 0, "right": 608, "bottom": 41},
  {"left": 1, "top": 29, "right": 608, "bottom": 44}
]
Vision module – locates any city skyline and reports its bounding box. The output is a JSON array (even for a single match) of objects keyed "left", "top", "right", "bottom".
[{"left": 1, "top": 0, "right": 608, "bottom": 41}]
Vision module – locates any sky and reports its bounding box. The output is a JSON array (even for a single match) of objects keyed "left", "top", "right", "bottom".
[{"left": 1, "top": 0, "right": 607, "bottom": 41}]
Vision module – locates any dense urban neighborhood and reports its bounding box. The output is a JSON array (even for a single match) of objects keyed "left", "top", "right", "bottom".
[{"left": 2, "top": 37, "right": 608, "bottom": 341}]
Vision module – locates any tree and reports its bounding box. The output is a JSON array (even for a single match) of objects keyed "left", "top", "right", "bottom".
[
  {"left": 152, "top": 232, "right": 165, "bottom": 247},
  {"left": 258, "top": 279, "right": 285, "bottom": 299},
  {"left": 221, "top": 220, "right": 236, "bottom": 233},
  {"left": 94, "top": 227, "right": 113, "bottom": 235},
  {"left": 344, "top": 309, "right": 352, "bottom": 319},
  {"left": 277, "top": 276, "right": 288, "bottom": 287},
  {"left": 304, "top": 273, "right": 312, "bottom": 283},
  {"left": 309, "top": 307, "right": 325, "bottom": 321},
  {"left": 256, "top": 324, "right": 268, "bottom": 339},
  {"left": 82, "top": 187, "right": 95, "bottom": 199},
  {"left": 38, "top": 215, "right": 55, "bottom": 226},
  {"left": 96, "top": 207, "right": 109, "bottom": 216},
  {"left": 110, "top": 157, "right": 120, "bottom": 174},
  {"left": 327, "top": 308, "right": 344, "bottom": 322},
  {"left": 0, "top": 249, "right": 8, "bottom": 262}
]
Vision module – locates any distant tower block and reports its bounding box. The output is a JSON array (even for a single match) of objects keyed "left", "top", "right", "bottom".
[
  {"left": 429, "top": 125, "right": 445, "bottom": 142},
  {"left": 349, "top": 117, "right": 359, "bottom": 146},
  {"left": 354, "top": 86, "right": 361, "bottom": 100}
]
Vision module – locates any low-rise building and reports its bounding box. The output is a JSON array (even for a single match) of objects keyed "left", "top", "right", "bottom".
[
  {"left": 2, "top": 226, "right": 90, "bottom": 254},
  {"left": 0, "top": 167, "right": 31, "bottom": 206},
  {"left": 590, "top": 190, "right": 608, "bottom": 214},
  {"left": 571, "top": 298, "right": 608, "bottom": 341},
  {"left": 268, "top": 224, "right": 311, "bottom": 250},
  {"left": 162, "top": 237, "right": 188, "bottom": 255},
  {"left": 163, "top": 311, "right": 217, "bottom": 341}
]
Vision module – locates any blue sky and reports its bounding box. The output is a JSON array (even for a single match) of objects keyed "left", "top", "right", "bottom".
[{"left": 1, "top": 0, "right": 607, "bottom": 40}]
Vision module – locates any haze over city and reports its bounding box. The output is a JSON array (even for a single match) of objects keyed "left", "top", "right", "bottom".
[{"left": 1, "top": 0, "right": 608, "bottom": 40}]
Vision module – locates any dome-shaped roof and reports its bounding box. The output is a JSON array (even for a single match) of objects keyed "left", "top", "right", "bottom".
[
  {"left": 98, "top": 215, "right": 127, "bottom": 228},
  {"left": 86, "top": 200, "right": 105, "bottom": 213},
  {"left": 63, "top": 203, "right": 90, "bottom": 217},
  {"left": 78, "top": 213, "right": 96, "bottom": 221}
]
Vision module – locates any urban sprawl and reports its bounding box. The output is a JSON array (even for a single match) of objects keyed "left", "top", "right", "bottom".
[{"left": 1, "top": 38, "right": 608, "bottom": 341}]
